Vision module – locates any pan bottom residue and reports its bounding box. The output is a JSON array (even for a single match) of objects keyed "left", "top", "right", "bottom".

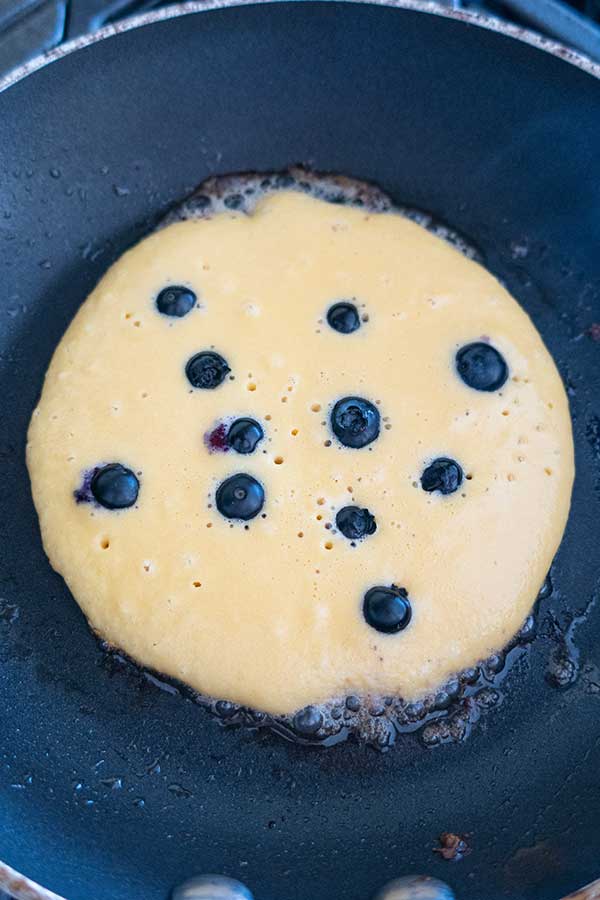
[{"left": 100, "top": 574, "right": 550, "bottom": 751}]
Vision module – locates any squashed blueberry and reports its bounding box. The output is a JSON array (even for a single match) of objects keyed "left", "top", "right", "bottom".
[
  {"left": 186, "top": 351, "right": 230, "bottom": 389},
  {"left": 216, "top": 474, "right": 264, "bottom": 520},
  {"left": 206, "top": 423, "right": 229, "bottom": 453},
  {"left": 91, "top": 463, "right": 139, "bottom": 510},
  {"left": 421, "top": 458, "right": 463, "bottom": 495},
  {"left": 327, "top": 301, "right": 361, "bottom": 334},
  {"left": 363, "top": 585, "right": 412, "bottom": 634},
  {"left": 227, "top": 418, "right": 264, "bottom": 454},
  {"left": 331, "top": 396, "right": 380, "bottom": 449},
  {"left": 336, "top": 506, "right": 376, "bottom": 540},
  {"left": 156, "top": 285, "right": 196, "bottom": 318},
  {"left": 456, "top": 342, "right": 508, "bottom": 392}
]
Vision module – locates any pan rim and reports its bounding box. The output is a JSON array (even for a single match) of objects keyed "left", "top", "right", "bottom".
[
  {"left": 1, "top": 1, "right": 598, "bottom": 899},
  {"left": 0, "top": 860, "right": 65, "bottom": 900},
  {"left": 0, "top": 0, "right": 600, "bottom": 95}
]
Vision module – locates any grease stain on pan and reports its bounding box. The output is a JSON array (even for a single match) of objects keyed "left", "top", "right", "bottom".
[
  {"left": 98, "top": 600, "right": 540, "bottom": 753},
  {"left": 544, "top": 588, "right": 598, "bottom": 690}
]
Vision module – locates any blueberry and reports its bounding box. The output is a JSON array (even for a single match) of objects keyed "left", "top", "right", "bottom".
[
  {"left": 331, "top": 396, "right": 380, "bottom": 448},
  {"left": 363, "top": 585, "right": 412, "bottom": 634},
  {"left": 206, "top": 423, "right": 229, "bottom": 453},
  {"left": 227, "top": 418, "right": 264, "bottom": 454},
  {"left": 326, "top": 301, "right": 361, "bottom": 334},
  {"left": 336, "top": 506, "right": 376, "bottom": 540},
  {"left": 456, "top": 341, "right": 508, "bottom": 391},
  {"left": 90, "top": 463, "right": 139, "bottom": 510},
  {"left": 421, "top": 457, "right": 463, "bottom": 495},
  {"left": 216, "top": 474, "right": 264, "bottom": 520},
  {"left": 155, "top": 285, "right": 196, "bottom": 318},
  {"left": 186, "top": 351, "right": 230, "bottom": 389}
]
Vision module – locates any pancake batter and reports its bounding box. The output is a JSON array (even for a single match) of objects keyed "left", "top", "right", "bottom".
[{"left": 27, "top": 175, "right": 574, "bottom": 716}]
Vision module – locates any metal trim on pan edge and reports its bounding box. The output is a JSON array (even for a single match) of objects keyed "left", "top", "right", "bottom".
[
  {"left": 1, "top": 0, "right": 599, "bottom": 898},
  {"left": 1, "top": 0, "right": 600, "bottom": 92},
  {"left": 0, "top": 861, "right": 64, "bottom": 900}
]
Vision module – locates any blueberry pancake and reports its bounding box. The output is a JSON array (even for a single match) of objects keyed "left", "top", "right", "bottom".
[{"left": 27, "top": 169, "right": 574, "bottom": 731}]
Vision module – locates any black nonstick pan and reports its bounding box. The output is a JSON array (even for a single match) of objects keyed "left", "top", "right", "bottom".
[{"left": 1, "top": 3, "right": 600, "bottom": 899}]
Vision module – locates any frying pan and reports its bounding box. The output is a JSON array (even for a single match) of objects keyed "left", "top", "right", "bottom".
[{"left": 1, "top": 2, "right": 600, "bottom": 899}]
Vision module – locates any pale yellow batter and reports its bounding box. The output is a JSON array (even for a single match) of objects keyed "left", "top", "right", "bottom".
[{"left": 27, "top": 190, "right": 574, "bottom": 715}]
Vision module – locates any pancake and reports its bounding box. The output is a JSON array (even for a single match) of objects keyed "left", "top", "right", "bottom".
[{"left": 27, "top": 170, "right": 574, "bottom": 743}]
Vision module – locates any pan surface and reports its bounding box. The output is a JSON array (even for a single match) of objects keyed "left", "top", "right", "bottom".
[{"left": 1, "top": 3, "right": 600, "bottom": 899}]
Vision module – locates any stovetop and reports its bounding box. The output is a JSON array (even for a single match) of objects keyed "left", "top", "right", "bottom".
[{"left": 1, "top": 0, "right": 600, "bottom": 82}]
